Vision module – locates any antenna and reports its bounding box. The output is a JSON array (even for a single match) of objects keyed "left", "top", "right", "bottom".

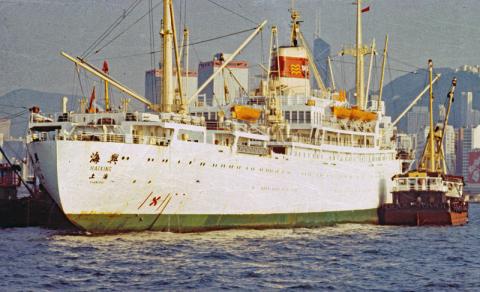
[{"left": 314, "top": 8, "right": 321, "bottom": 39}]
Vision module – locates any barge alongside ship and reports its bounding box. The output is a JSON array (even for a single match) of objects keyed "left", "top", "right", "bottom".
[
  {"left": 379, "top": 63, "right": 469, "bottom": 226},
  {"left": 0, "top": 159, "right": 72, "bottom": 229}
]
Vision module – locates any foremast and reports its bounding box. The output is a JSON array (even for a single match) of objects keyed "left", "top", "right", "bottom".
[{"left": 418, "top": 60, "right": 457, "bottom": 174}]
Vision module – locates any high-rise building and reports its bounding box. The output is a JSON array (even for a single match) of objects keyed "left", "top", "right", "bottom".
[
  {"left": 197, "top": 53, "right": 248, "bottom": 106},
  {"left": 0, "top": 119, "right": 10, "bottom": 139},
  {"left": 456, "top": 128, "right": 465, "bottom": 176},
  {"left": 457, "top": 125, "right": 480, "bottom": 179},
  {"left": 406, "top": 106, "right": 428, "bottom": 134},
  {"left": 313, "top": 38, "right": 330, "bottom": 89},
  {"left": 313, "top": 10, "right": 330, "bottom": 89},
  {"left": 438, "top": 104, "right": 446, "bottom": 122},
  {"left": 456, "top": 91, "right": 473, "bottom": 128},
  {"left": 144, "top": 68, "right": 198, "bottom": 109},
  {"left": 397, "top": 133, "right": 416, "bottom": 154}
]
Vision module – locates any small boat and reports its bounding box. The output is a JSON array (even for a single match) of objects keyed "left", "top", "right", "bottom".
[
  {"left": 379, "top": 171, "right": 468, "bottom": 226},
  {"left": 379, "top": 64, "right": 468, "bottom": 226}
]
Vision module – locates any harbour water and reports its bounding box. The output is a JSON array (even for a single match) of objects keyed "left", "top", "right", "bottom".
[{"left": 1, "top": 205, "right": 480, "bottom": 290}]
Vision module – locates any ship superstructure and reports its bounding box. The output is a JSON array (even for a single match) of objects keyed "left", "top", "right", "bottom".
[{"left": 27, "top": 0, "right": 402, "bottom": 232}]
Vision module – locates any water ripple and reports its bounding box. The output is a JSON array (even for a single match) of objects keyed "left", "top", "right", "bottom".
[{"left": 1, "top": 206, "right": 480, "bottom": 290}]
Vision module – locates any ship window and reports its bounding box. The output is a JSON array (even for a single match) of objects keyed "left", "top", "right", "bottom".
[
  {"left": 299, "top": 111, "right": 304, "bottom": 123},
  {"left": 292, "top": 111, "right": 298, "bottom": 123},
  {"left": 306, "top": 111, "right": 311, "bottom": 123},
  {"left": 285, "top": 111, "right": 290, "bottom": 121}
]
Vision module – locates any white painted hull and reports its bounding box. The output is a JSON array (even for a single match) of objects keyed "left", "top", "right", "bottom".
[{"left": 29, "top": 140, "right": 400, "bottom": 231}]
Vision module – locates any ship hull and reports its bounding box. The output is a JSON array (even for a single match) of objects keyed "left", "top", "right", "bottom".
[
  {"left": 29, "top": 139, "right": 400, "bottom": 233},
  {"left": 378, "top": 207, "right": 468, "bottom": 226},
  {"left": 66, "top": 209, "right": 378, "bottom": 233}
]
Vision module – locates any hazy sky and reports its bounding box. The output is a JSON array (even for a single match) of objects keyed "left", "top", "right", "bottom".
[{"left": 0, "top": 0, "right": 479, "bottom": 97}]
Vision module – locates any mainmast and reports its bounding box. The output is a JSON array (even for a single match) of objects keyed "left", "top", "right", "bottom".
[
  {"left": 428, "top": 59, "right": 435, "bottom": 172},
  {"left": 356, "top": 0, "right": 365, "bottom": 110},
  {"left": 161, "top": 0, "right": 174, "bottom": 113}
]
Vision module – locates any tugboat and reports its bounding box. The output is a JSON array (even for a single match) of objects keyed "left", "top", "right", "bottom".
[{"left": 379, "top": 60, "right": 468, "bottom": 226}]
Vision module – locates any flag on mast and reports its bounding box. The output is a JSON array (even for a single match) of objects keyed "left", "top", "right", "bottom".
[{"left": 88, "top": 86, "right": 96, "bottom": 113}]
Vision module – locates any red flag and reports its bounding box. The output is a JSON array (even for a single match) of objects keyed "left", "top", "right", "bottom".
[
  {"left": 102, "top": 60, "right": 109, "bottom": 74},
  {"left": 361, "top": 6, "right": 370, "bottom": 13},
  {"left": 88, "top": 86, "right": 96, "bottom": 113}
]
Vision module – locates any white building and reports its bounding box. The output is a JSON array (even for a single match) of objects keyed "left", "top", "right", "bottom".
[
  {"left": 0, "top": 119, "right": 10, "bottom": 139},
  {"left": 406, "top": 106, "right": 428, "bottom": 135},
  {"left": 457, "top": 125, "right": 480, "bottom": 179},
  {"left": 397, "top": 133, "right": 416, "bottom": 155},
  {"left": 144, "top": 68, "right": 198, "bottom": 109},
  {"left": 457, "top": 92, "right": 473, "bottom": 127},
  {"left": 198, "top": 53, "right": 249, "bottom": 107}
]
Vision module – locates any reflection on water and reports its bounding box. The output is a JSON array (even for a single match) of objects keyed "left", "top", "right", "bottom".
[{"left": 1, "top": 206, "right": 480, "bottom": 290}]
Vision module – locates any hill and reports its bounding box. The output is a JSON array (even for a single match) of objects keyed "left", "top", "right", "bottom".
[
  {"left": 382, "top": 68, "right": 480, "bottom": 131},
  {"left": 0, "top": 89, "right": 70, "bottom": 138}
]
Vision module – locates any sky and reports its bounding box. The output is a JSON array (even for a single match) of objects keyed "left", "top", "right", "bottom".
[{"left": 0, "top": 0, "right": 479, "bottom": 98}]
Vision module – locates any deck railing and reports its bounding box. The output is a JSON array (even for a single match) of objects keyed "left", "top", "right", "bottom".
[
  {"left": 33, "top": 132, "right": 170, "bottom": 146},
  {"left": 392, "top": 177, "right": 449, "bottom": 192}
]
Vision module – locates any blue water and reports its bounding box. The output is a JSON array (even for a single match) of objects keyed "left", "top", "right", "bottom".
[{"left": 1, "top": 206, "right": 480, "bottom": 291}]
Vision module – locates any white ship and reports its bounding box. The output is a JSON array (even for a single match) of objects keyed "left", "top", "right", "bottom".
[{"left": 27, "top": 0, "right": 402, "bottom": 232}]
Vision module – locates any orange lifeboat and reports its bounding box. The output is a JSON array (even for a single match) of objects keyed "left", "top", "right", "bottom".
[
  {"left": 351, "top": 108, "right": 377, "bottom": 121},
  {"left": 332, "top": 106, "right": 377, "bottom": 121},
  {"left": 231, "top": 105, "right": 262, "bottom": 122},
  {"left": 332, "top": 106, "right": 352, "bottom": 119}
]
